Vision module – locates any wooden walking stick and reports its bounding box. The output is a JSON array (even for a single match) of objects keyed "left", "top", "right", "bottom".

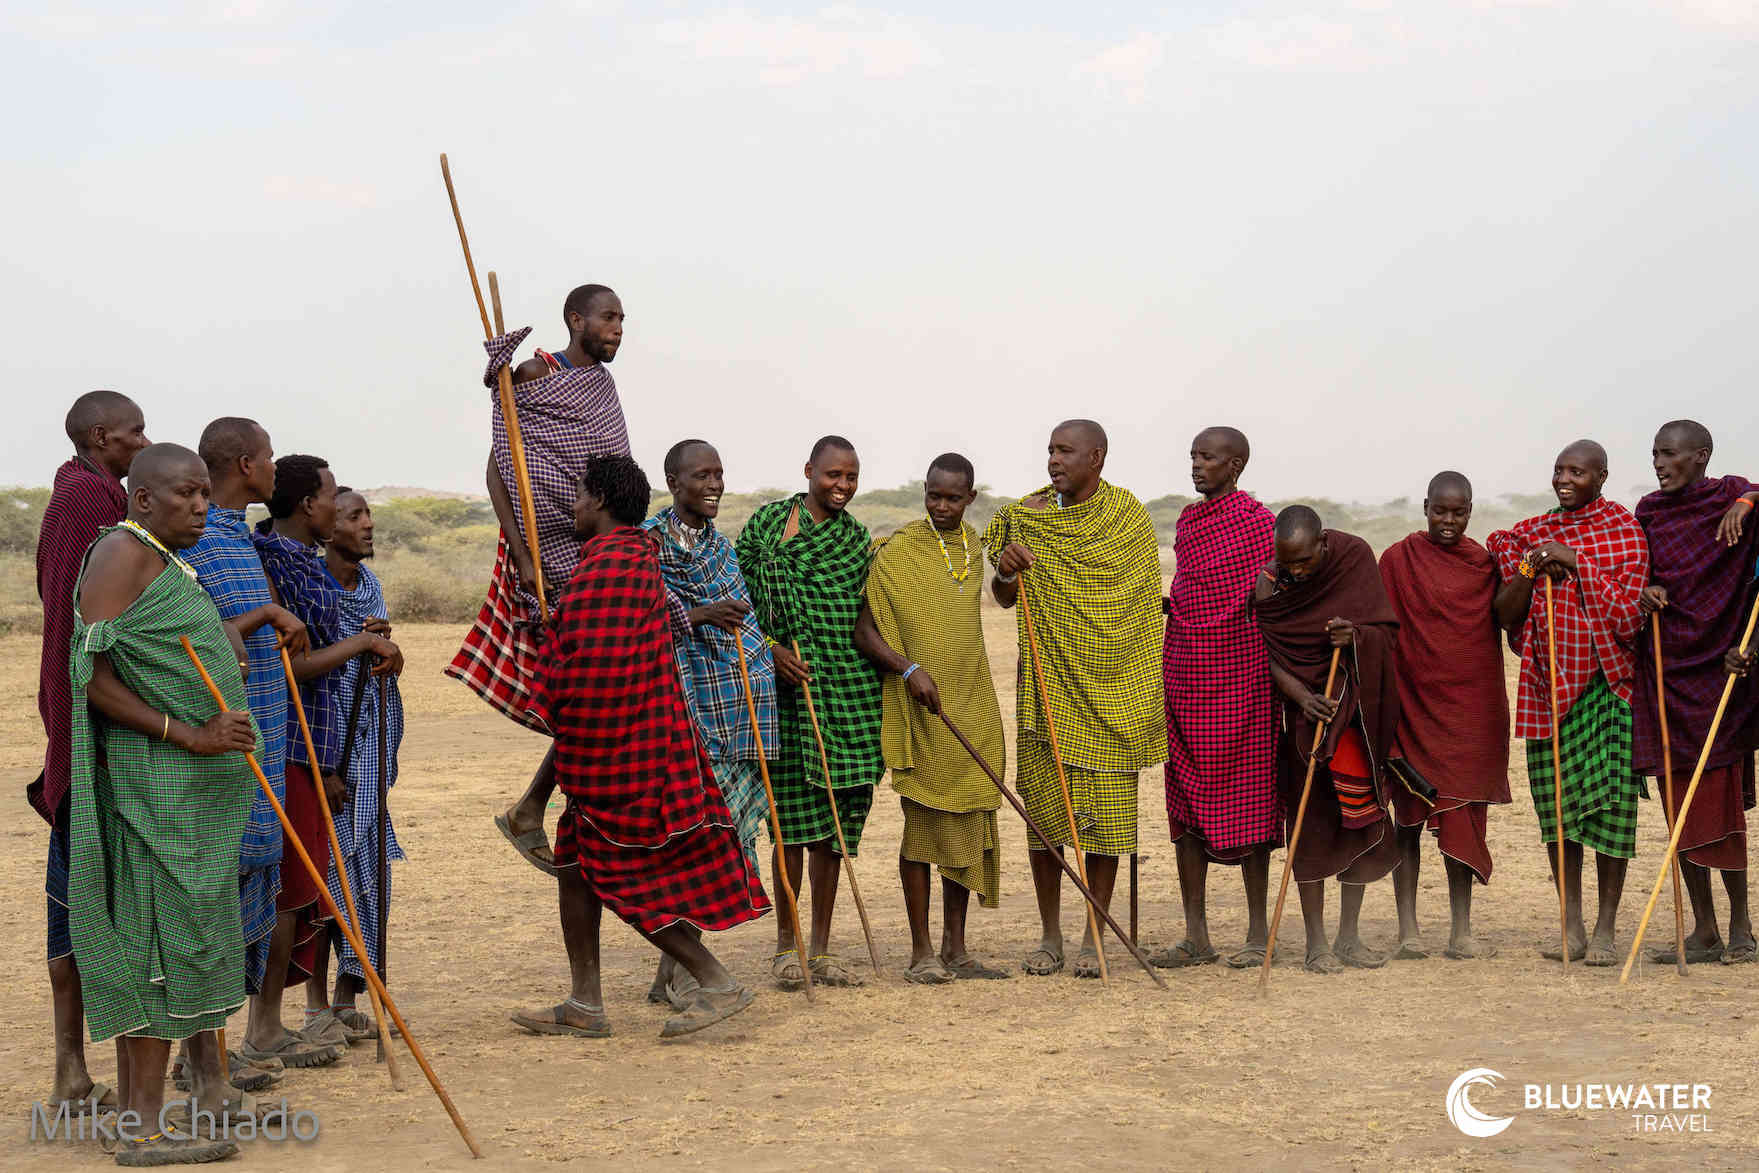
[
  {"left": 376, "top": 674, "right": 392, "bottom": 1055},
  {"left": 1543, "top": 577, "right": 1570, "bottom": 969},
  {"left": 1653, "top": 620, "right": 1689, "bottom": 976},
  {"left": 1260, "top": 647, "right": 1341, "bottom": 992},
  {"left": 278, "top": 648, "right": 403, "bottom": 1091},
  {"left": 733, "top": 639, "right": 813, "bottom": 999},
  {"left": 1016, "top": 587, "right": 1108, "bottom": 984},
  {"left": 183, "top": 639, "right": 482, "bottom": 1158},
  {"left": 1622, "top": 593, "right": 1759, "bottom": 982},
  {"left": 939, "top": 711, "right": 1168, "bottom": 989},
  {"left": 793, "top": 640, "right": 884, "bottom": 975},
  {"left": 1130, "top": 853, "right": 1139, "bottom": 947},
  {"left": 439, "top": 153, "right": 548, "bottom": 623}
]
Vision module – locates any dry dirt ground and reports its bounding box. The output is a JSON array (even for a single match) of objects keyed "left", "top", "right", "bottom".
[{"left": 5, "top": 618, "right": 1758, "bottom": 1171}]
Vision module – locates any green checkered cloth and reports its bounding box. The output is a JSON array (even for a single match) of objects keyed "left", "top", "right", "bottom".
[
  {"left": 737, "top": 495, "right": 884, "bottom": 850},
  {"left": 1526, "top": 672, "right": 1647, "bottom": 859},
  {"left": 68, "top": 525, "right": 259, "bottom": 1042}
]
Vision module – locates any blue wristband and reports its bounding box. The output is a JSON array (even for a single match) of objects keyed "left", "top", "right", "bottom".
[{"left": 901, "top": 663, "right": 921, "bottom": 681}]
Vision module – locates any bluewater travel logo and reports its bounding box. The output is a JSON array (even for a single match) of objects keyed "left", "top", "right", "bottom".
[{"left": 1444, "top": 1068, "right": 1714, "bottom": 1137}]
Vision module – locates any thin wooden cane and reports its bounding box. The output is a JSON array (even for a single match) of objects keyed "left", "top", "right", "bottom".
[
  {"left": 1623, "top": 594, "right": 1759, "bottom": 982},
  {"left": 375, "top": 675, "right": 392, "bottom": 1057},
  {"left": 1016, "top": 587, "right": 1108, "bottom": 983},
  {"left": 487, "top": 271, "right": 547, "bottom": 621},
  {"left": 792, "top": 640, "right": 883, "bottom": 975},
  {"left": 183, "top": 639, "right": 482, "bottom": 1158},
  {"left": 1543, "top": 578, "right": 1569, "bottom": 970},
  {"left": 938, "top": 710, "right": 1167, "bottom": 988},
  {"left": 1260, "top": 647, "right": 1341, "bottom": 992},
  {"left": 1653, "top": 621, "right": 1688, "bottom": 977},
  {"left": 438, "top": 154, "right": 547, "bottom": 621},
  {"left": 733, "top": 639, "right": 813, "bottom": 999},
  {"left": 1130, "top": 854, "right": 1139, "bottom": 947},
  {"left": 278, "top": 648, "right": 403, "bottom": 1091}
]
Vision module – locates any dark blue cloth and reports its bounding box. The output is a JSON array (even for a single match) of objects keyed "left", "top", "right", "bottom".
[
  {"left": 46, "top": 794, "right": 70, "bottom": 960},
  {"left": 253, "top": 528, "right": 344, "bottom": 771}
]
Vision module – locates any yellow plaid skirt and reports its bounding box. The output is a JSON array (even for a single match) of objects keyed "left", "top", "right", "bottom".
[
  {"left": 1017, "top": 737, "right": 1138, "bottom": 855},
  {"left": 899, "top": 797, "right": 1000, "bottom": 907}
]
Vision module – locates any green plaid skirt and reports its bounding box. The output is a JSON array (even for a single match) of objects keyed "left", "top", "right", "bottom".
[
  {"left": 1526, "top": 674, "right": 1646, "bottom": 859},
  {"left": 769, "top": 774, "right": 874, "bottom": 855}
]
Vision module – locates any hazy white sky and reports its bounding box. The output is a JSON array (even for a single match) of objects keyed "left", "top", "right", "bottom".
[{"left": 4, "top": 1, "right": 1756, "bottom": 508}]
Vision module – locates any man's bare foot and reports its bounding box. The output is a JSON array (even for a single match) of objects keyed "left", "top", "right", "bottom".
[
  {"left": 1444, "top": 936, "right": 1498, "bottom": 960},
  {"left": 1582, "top": 927, "right": 1619, "bottom": 967},
  {"left": 1541, "top": 928, "right": 1588, "bottom": 961},
  {"left": 1334, "top": 938, "right": 1387, "bottom": 969}
]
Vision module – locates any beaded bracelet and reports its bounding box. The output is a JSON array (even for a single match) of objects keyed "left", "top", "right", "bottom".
[{"left": 902, "top": 663, "right": 921, "bottom": 681}]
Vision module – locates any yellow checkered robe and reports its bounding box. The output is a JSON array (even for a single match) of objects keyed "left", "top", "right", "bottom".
[{"left": 982, "top": 481, "right": 1167, "bottom": 854}]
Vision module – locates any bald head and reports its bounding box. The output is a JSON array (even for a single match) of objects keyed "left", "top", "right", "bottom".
[
  {"left": 1426, "top": 470, "right": 1472, "bottom": 501},
  {"left": 1191, "top": 427, "right": 1250, "bottom": 497},
  {"left": 127, "top": 443, "right": 205, "bottom": 494},
  {"left": 1048, "top": 419, "right": 1108, "bottom": 502},
  {"left": 66, "top": 390, "right": 136, "bottom": 445},
  {"left": 1054, "top": 419, "right": 1108, "bottom": 453},
  {"left": 1273, "top": 505, "right": 1327, "bottom": 581},
  {"left": 1275, "top": 504, "right": 1323, "bottom": 543},
  {"left": 123, "top": 443, "right": 212, "bottom": 549},
  {"left": 1558, "top": 439, "right": 1608, "bottom": 473},
  {"left": 65, "top": 390, "right": 148, "bottom": 479},
  {"left": 1197, "top": 426, "right": 1249, "bottom": 462},
  {"left": 1553, "top": 439, "right": 1609, "bottom": 511},
  {"left": 1657, "top": 419, "right": 1713, "bottom": 455}
]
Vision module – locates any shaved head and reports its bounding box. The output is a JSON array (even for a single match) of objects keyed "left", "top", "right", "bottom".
[
  {"left": 1559, "top": 439, "right": 1608, "bottom": 473},
  {"left": 65, "top": 390, "right": 138, "bottom": 446},
  {"left": 1196, "top": 426, "right": 1250, "bottom": 462},
  {"left": 1054, "top": 419, "right": 1108, "bottom": 453},
  {"left": 127, "top": 443, "right": 206, "bottom": 494},
  {"left": 1275, "top": 504, "right": 1323, "bottom": 543},
  {"left": 1657, "top": 419, "right": 1713, "bottom": 455},
  {"left": 198, "top": 417, "right": 267, "bottom": 476},
  {"left": 1426, "top": 470, "right": 1473, "bottom": 501}
]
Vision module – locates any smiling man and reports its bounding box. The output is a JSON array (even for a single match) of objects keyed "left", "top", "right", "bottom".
[
  {"left": 1254, "top": 505, "right": 1402, "bottom": 973},
  {"left": 1489, "top": 440, "right": 1650, "bottom": 965},
  {"left": 447, "top": 284, "right": 632, "bottom": 878},
  {"left": 737, "top": 436, "right": 885, "bottom": 989},
  {"left": 640, "top": 439, "right": 778, "bottom": 1007},
  {"left": 1158, "top": 426, "right": 1280, "bottom": 971},
  {"left": 1378, "top": 472, "right": 1510, "bottom": 961},
  {"left": 983, "top": 420, "right": 1165, "bottom": 978},
  {"left": 856, "top": 453, "right": 1009, "bottom": 983},
  {"left": 1631, "top": 421, "right": 1759, "bottom": 964}
]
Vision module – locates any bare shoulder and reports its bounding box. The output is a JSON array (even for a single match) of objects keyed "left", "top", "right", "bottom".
[
  {"left": 78, "top": 531, "right": 162, "bottom": 622},
  {"left": 510, "top": 356, "right": 549, "bottom": 385}
]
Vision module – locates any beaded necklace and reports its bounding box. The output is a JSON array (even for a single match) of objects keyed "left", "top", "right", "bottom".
[
  {"left": 120, "top": 519, "right": 200, "bottom": 581},
  {"left": 932, "top": 517, "right": 972, "bottom": 587}
]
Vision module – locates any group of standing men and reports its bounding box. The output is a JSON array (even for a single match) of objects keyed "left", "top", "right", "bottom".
[{"left": 33, "top": 392, "right": 408, "bottom": 1164}]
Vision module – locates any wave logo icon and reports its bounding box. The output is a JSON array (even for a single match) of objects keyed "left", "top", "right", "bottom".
[{"left": 1447, "top": 1068, "right": 1515, "bottom": 1138}]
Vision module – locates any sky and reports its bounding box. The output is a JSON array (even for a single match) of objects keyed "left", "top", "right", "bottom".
[{"left": 3, "top": 1, "right": 1757, "bottom": 507}]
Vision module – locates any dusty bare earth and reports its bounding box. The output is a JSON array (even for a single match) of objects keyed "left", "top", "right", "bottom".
[{"left": 5, "top": 618, "right": 1757, "bottom": 1171}]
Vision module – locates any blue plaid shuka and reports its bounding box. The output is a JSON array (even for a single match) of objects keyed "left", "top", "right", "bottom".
[
  {"left": 642, "top": 508, "right": 778, "bottom": 762},
  {"left": 253, "top": 526, "right": 344, "bottom": 771},
  {"left": 184, "top": 506, "right": 285, "bottom": 982}
]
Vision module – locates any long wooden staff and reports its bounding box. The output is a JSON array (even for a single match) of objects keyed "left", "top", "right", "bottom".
[
  {"left": 1622, "top": 594, "right": 1759, "bottom": 982},
  {"left": 375, "top": 674, "right": 392, "bottom": 1057},
  {"left": 439, "top": 153, "right": 547, "bottom": 623},
  {"left": 1543, "top": 578, "right": 1569, "bottom": 969},
  {"left": 733, "top": 639, "right": 813, "bottom": 999},
  {"left": 1653, "top": 620, "right": 1688, "bottom": 976},
  {"left": 793, "top": 640, "right": 883, "bottom": 975},
  {"left": 183, "top": 639, "right": 481, "bottom": 1158},
  {"left": 1260, "top": 647, "right": 1341, "bottom": 992},
  {"left": 278, "top": 648, "right": 403, "bottom": 1090},
  {"left": 938, "top": 711, "right": 1168, "bottom": 989},
  {"left": 1016, "top": 587, "right": 1107, "bottom": 984}
]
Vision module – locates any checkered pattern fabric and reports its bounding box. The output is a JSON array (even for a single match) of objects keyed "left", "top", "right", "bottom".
[
  {"left": 899, "top": 798, "right": 1000, "bottom": 907},
  {"left": 1162, "top": 489, "right": 1280, "bottom": 854},
  {"left": 483, "top": 327, "right": 631, "bottom": 615},
  {"left": 1017, "top": 737, "right": 1139, "bottom": 855},
  {"left": 982, "top": 480, "right": 1167, "bottom": 774},
  {"left": 68, "top": 526, "right": 257, "bottom": 1042},
  {"left": 737, "top": 495, "right": 885, "bottom": 841},
  {"left": 1525, "top": 673, "right": 1646, "bottom": 858},
  {"left": 642, "top": 508, "right": 777, "bottom": 761},
  {"left": 33, "top": 457, "right": 126, "bottom": 823},
  {"left": 444, "top": 534, "right": 551, "bottom": 733},
  {"left": 769, "top": 771, "right": 875, "bottom": 855},
  {"left": 325, "top": 565, "right": 405, "bottom": 982},
  {"left": 253, "top": 527, "right": 344, "bottom": 770},
  {"left": 1487, "top": 496, "right": 1649, "bottom": 740},
  {"left": 533, "top": 527, "right": 768, "bottom": 932},
  {"left": 711, "top": 758, "right": 767, "bottom": 875}
]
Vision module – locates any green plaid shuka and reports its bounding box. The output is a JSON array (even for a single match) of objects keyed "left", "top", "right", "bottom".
[
  {"left": 68, "top": 525, "right": 259, "bottom": 1042},
  {"left": 736, "top": 495, "right": 884, "bottom": 852},
  {"left": 1526, "top": 673, "right": 1647, "bottom": 859}
]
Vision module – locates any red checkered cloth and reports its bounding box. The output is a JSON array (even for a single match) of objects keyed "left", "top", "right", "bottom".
[
  {"left": 1487, "top": 496, "right": 1649, "bottom": 740},
  {"left": 533, "top": 527, "right": 768, "bottom": 934},
  {"left": 1162, "top": 489, "right": 1281, "bottom": 859},
  {"left": 32, "top": 457, "right": 126, "bottom": 824},
  {"left": 444, "top": 535, "right": 552, "bottom": 734}
]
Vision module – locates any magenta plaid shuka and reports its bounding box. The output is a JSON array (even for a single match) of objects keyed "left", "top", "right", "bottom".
[
  {"left": 1162, "top": 490, "right": 1282, "bottom": 854},
  {"left": 1632, "top": 475, "right": 1759, "bottom": 775},
  {"left": 482, "top": 328, "right": 630, "bottom": 615},
  {"left": 1487, "top": 496, "right": 1649, "bottom": 740}
]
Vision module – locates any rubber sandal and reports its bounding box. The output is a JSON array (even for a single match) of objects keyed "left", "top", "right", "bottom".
[
  {"left": 113, "top": 1124, "right": 239, "bottom": 1166},
  {"left": 944, "top": 957, "right": 1010, "bottom": 980},
  {"left": 808, "top": 955, "right": 866, "bottom": 987},
  {"left": 1150, "top": 940, "right": 1219, "bottom": 968},
  {"left": 1224, "top": 945, "right": 1266, "bottom": 969},
  {"left": 495, "top": 811, "right": 563, "bottom": 877},
  {"left": 240, "top": 1032, "right": 341, "bottom": 1069},
  {"left": 1021, "top": 947, "right": 1065, "bottom": 976},
  {"left": 771, "top": 950, "right": 807, "bottom": 991},
  {"left": 902, "top": 957, "right": 956, "bottom": 985},
  {"left": 510, "top": 1002, "right": 611, "bottom": 1038},
  {"left": 659, "top": 985, "right": 754, "bottom": 1039}
]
